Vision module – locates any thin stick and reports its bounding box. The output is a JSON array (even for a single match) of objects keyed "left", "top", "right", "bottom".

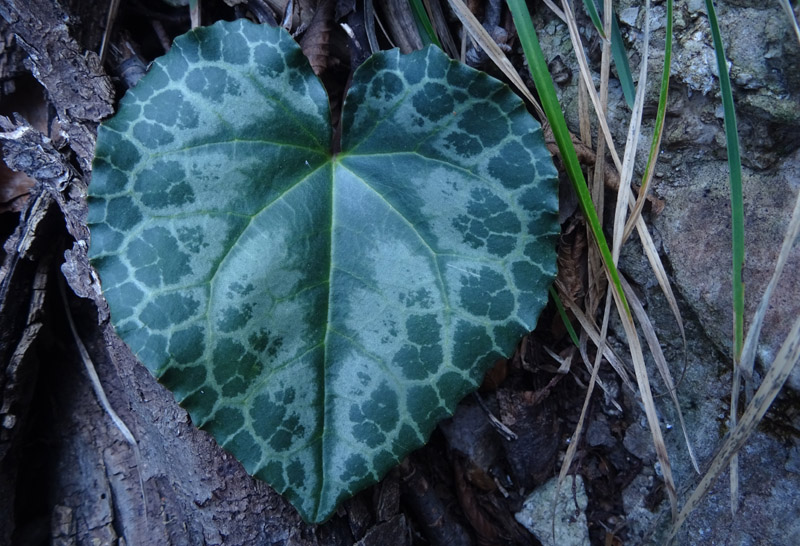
[
  {"left": 99, "top": 0, "right": 121, "bottom": 65},
  {"left": 58, "top": 274, "right": 148, "bottom": 523}
]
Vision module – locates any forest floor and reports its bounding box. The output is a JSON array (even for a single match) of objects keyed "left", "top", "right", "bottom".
[{"left": 2, "top": 1, "right": 800, "bottom": 545}]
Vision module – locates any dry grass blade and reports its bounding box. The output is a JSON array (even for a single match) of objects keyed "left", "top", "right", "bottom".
[
  {"left": 607, "top": 0, "right": 677, "bottom": 519},
  {"left": 563, "top": 295, "right": 635, "bottom": 394},
  {"left": 622, "top": 1, "right": 673, "bottom": 245},
  {"left": 595, "top": 0, "right": 685, "bottom": 349},
  {"left": 190, "top": 0, "right": 201, "bottom": 28},
  {"left": 542, "top": 0, "right": 567, "bottom": 22},
  {"left": 577, "top": 77, "right": 592, "bottom": 145},
  {"left": 552, "top": 291, "right": 613, "bottom": 541},
  {"left": 60, "top": 277, "right": 136, "bottom": 447},
  {"left": 424, "top": 0, "right": 459, "bottom": 57},
  {"left": 585, "top": 0, "right": 612, "bottom": 317},
  {"left": 780, "top": 0, "right": 800, "bottom": 46},
  {"left": 667, "top": 176, "right": 800, "bottom": 538},
  {"left": 557, "top": 0, "right": 622, "bottom": 171},
  {"left": 99, "top": 0, "right": 122, "bottom": 65},
  {"left": 370, "top": 4, "right": 398, "bottom": 50},
  {"left": 59, "top": 274, "right": 149, "bottom": 522},
  {"left": 614, "top": 287, "right": 678, "bottom": 519},
  {"left": 667, "top": 314, "right": 800, "bottom": 541},
  {"left": 562, "top": 272, "right": 697, "bottom": 502},
  {"left": 620, "top": 274, "right": 699, "bottom": 473},
  {"left": 281, "top": 0, "right": 293, "bottom": 29},
  {"left": 507, "top": 0, "right": 679, "bottom": 522},
  {"left": 635, "top": 213, "right": 687, "bottom": 349},
  {"left": 586, "top": 1, "right": 688, "bottom": 475},
  {"left": 606, "top": 2, "right": 690, "bottom": 482},
  {"left": 445, "top": 0, "right": 545, "bottom": 120},
  {"left": 508, "top": 0, "right": 689, "bottom": 532},
  {"left": 363, "top": 0, "right": 381, "bottom": 53},
  {"left": 740, "top": 183, "right": 800, "bottom": 381},
  {"left": 559, "top": 0, "right": 679, "bottom": 519},
  {"left": 611, "top": 0, "right": 650, "bottom": 261},
  {"left": 738, "top": 3, "right": 800, "bottom": 382}
]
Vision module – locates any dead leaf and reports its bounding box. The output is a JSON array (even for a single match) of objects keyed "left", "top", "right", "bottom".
[{"left": 0, "top": 159, "right": 35, "bottom": 213}]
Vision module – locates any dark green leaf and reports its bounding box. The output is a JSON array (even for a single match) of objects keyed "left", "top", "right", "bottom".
[
  {"left": 609, "top": 8, "right": 636, "bottom": 109},
  {"left": 409, "top": 0, "right": 442, "bottom": 48},
  {"left": 587, "top": 0, "right": 636, "bottom": 108},
  {"left": 582, "top": 0, "right": 606, "bottom": 38},
  {"left": 89, "top": 19, "right": 558, "bottom": 523}
]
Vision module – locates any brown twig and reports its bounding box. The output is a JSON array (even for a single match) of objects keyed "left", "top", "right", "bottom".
[{"left": 544, "top": 127, "right": 665, "bottom": 214}]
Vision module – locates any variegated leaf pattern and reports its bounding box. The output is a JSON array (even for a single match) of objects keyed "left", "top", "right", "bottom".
[{"left": 89, "top": 19, "right": 558, "bottom": 523}]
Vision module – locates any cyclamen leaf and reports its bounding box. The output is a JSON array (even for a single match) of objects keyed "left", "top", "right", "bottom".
[{"left": 89, "top": 19, "right": 558, "bottom": 523}]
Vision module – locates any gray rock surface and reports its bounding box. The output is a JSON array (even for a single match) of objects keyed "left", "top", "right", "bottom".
[
  {"left": 514, "top": 475, "right": 589, "bottom": 546},
  {"left": 533, "top": 0, "right": 800, "bottom": 543},
  {"left": 537, "top": 0, "right": 800, "bottom": 389}
]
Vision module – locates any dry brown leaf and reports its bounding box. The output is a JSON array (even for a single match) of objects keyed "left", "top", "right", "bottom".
[
  {"left": 453, "top": 458, "right": 500, "bottom": 544},
  {"left": 555, "top": 217, "right": 588, "bottom": 305},
  {"left": 0, "top": 160, "right": 34, "bottom": 213},
  {"left": 298, "top": 0, "right": 334, "bottom": 76}
]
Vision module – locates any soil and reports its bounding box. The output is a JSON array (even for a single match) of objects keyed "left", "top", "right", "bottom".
[{"left": 1, "top": 1, "right": 799, "bottom": 545}]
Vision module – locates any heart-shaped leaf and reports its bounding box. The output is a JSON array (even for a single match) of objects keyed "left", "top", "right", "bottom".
[{"left": 89, "top": 19, "right": 558, "bottom": 523}]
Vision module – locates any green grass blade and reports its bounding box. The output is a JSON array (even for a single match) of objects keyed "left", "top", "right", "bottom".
[
  {"left": 583, "top": 0, "right": 636, "bottom": 108},
  {"left": 587, "top": 0, "right": 635, "bottom": 108},
  {"left": 408, "top": 0, "right": 442, "bottom": 48},
  {"left": 608, "top": 6, "right": 635, "bottom": 108},
  {"left": 705, "top": 0, "right": 744, "bottom": 362},
  {"left": 506, "top": 0, "right": 630, "bottom": 318},
  {"left": 550, "top": 286, "right": 581, "bottom": 347},
  {"left": 509, "top": 0, "right": 679, "bottom": 520},
  {"left": 581, "top": 0, "right": 606, "bottom": 38},
  {"left": 704, "top": 0, "right": 745, "bottom": 515}
]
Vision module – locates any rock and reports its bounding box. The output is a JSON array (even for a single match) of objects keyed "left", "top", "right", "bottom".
[
  {"left": 439, "top": 402, "right": 500, "bottom": 475},
  {"left": 786, "top": 442, "right": 800, "bottom": 475},
  {"left": 622, "top": 473, "right": 659, "bottom": 544},
  {"left": 674, "top": 19, "right": 724, "bottom": 96},
  {"left": 666, "top": 431, "right": 800, "bottom": 544},
  {"left": 620, "top": 7, "right": 639, "bottom": 27},
  {"left": 653, "top": 148, "right": 800, "bottom": 390},
  {"left": 586, "top": 417, "right": 616, "bottom": 448},
  {"left": 533, "top": 0, "right": 800, "bottom": 543},
  {"left": 623, "top": 421, "right": 657, "bottom": 464},
  {"left": 514, "top": 475, "right": 589, "bottom": 546},
  {"left": 686, "top": 0, "right": 706, "bottom": 14}
]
